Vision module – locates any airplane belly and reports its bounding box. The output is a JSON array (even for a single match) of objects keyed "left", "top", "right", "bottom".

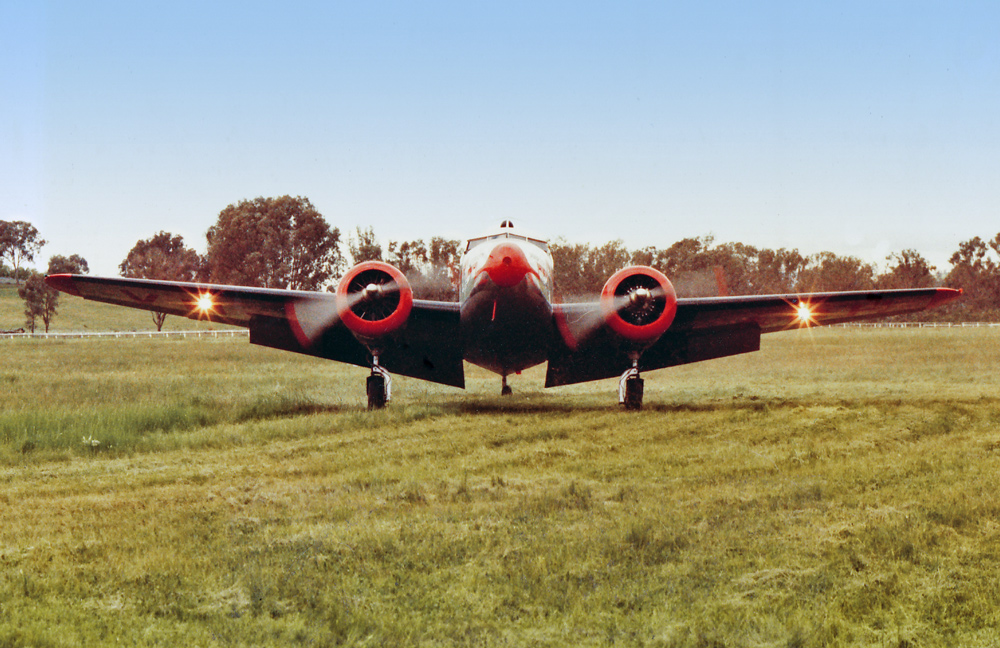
[{"left": 461, "top": 283, "right": 552, "bottom": 375}]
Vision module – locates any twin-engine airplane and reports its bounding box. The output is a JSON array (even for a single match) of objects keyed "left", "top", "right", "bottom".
[{"left": 46, "top": 221, "right": 960, "bottom": 410}]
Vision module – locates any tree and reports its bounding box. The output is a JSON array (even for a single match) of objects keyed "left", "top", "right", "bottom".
[
  {"left": 630, "top": 237, "right": 746, "bottom": 297},
  {"left": 120, "top": 232, "right": 200, "bottom": 280},
  {"left": 944, "top": 235, "right": 1000, "bottom": 320},
  {"left": 348, "top": 226, "right": 383, "bottom": 263},
  {"left": 796, "top": 252, "right": 875, "bottom": 292},
  {"left": 0, "top": 220, "right": 46, "bottom": 286},
  {"left": 634, "top": 236, "right": 732, "bottom": 296},
  {"left": 383, "top": 237, "right": 460, "bottom": 300},
  {"left": 120, "top": 232, "right": 202, "bottom": 331},
  {"left": 549, "top": 240, "right": 593, "bottom": 299},
  {"left": 428, "top": 237, "right": 460, "bottom": 269},
  {"left": 877, "top": 249, "right": 936, "bottom": 289},
  {"left": 204, "top": 196, "right": 343, "bottom": 290},
  {"left": 416, "top": 237, "right": 461, "bottom": 300},
  {"left": 549, "top": 239, "right": 635, "bottom": 299},
  {"left": 555, "top": 237, "right": 733, "bottom": 298},
  {"left": 47, "top": 254, "right": 90, "bottom": 276},
  {"left": 652, "top": 236, "right": 715, "bottom": 277},
  {"left": 585, "top": 240, "right": 632, "bottom": 290},
  {"left": 746, "top": 247, "right": 806, "bottom": 295},
  {"left": 18, "top": 273, "right": 59, "bottom": 333},
  {"left": 386, "top": 239, "right": 427, "bottom": 275}
]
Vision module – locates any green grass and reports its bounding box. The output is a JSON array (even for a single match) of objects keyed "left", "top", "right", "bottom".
[{"left": 2, "top": 328, "right": 1000, "bottom": 646}]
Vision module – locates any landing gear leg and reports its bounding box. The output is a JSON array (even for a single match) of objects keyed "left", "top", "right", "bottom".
[
  {"left": 367, "top": 356, "right": 392, "bottom": 410},
  {"left": 501, "top": 374, "right": 513, "bottom": 396},
  {"left": 619, "top": 361, "right": 644, "bottom": 411}
]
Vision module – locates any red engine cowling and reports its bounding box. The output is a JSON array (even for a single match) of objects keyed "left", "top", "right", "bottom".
[
  {"left": 337, "top": 261, "right": 413, "bottom": 341},
  {"left": 600, "top": 266, "right": 678, "bottom": 345}
]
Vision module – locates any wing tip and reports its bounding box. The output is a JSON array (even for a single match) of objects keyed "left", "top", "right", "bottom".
[
  {"left": 929, "top": 287, "right": 962, "bottom": 310},
  {"left": 45, "top": 274, "right": 81, "bottom": 297}
]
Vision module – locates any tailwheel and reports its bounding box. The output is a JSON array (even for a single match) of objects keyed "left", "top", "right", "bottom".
[
  {"left": 367, "top": 356, "right": 392, "bottom": 410},
  {"left": 619, "top": 363, "right": 644, "bottom": 411},
  {"left": 501, "top": 375, "right": 513, "bottom": 396}
]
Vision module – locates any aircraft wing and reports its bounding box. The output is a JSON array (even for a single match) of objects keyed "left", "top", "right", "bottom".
[
  {"left": 45, "top": 275, "right": 465, "bottom": 388},
  {"left": 546, "top": 287, "right": 960, "bottom": 387}
]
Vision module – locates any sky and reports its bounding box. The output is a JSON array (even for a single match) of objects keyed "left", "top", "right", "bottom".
[{"left": 2, "top": 1, "right": 998, "bottom": 277}]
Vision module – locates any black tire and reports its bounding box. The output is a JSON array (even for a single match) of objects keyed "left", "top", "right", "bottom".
[
  {"left": 367, "top": 374, "right": 387, "bottom": 410},
  {"left": 501, "top": 384, "right": 513, "bottom": 396},
  {"left": 623, "top": 376, "right": 644, "bottom": 411}
]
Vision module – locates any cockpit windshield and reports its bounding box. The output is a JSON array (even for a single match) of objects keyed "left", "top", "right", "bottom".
[{"left": 465, "top": 233, "right": 549, "bottom": 253}]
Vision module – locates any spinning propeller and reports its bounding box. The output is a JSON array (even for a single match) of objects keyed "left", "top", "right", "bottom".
[
  {"left": 287, "top": 262, "right": 413, "bottom": 346},
  {"left": 556, "top": 266, "right": 678, "bottom": 349}
]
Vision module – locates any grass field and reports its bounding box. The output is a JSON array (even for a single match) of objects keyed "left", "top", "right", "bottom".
[{"left": 3, "top": 325, "right": 1000, "bottom": 646}]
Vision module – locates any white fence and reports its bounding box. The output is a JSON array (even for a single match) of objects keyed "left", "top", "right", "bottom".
[
  {"left": 3, "top": 322, "right": 999, "bottom": 341},
  {"left": 834, "top": 322, "right": 1000, "bottom": 329},
  {"left": 0, "top": 329, "right": 249, "bottom": 340}
]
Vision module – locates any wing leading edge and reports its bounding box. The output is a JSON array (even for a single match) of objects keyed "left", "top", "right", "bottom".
[
  {"left": 546, "top": 287, "right": 960, "bottom": 386},
  {"left": 46, "top": 275, "right": 959, "bottom": 393},
  {"left": 44, "top": 274, "right": 465, "bottom": 388}
]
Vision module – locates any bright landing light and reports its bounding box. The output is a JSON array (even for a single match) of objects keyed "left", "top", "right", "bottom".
[
  {"left": 795, "top": 303, "right": 814, "bottom": 324},
  {"left": 195, "top": 293, "right": 215, "bottom": 315}
]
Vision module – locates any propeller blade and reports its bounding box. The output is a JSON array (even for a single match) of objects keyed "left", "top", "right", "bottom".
[
  {"left": 286, "top": 294, "right": 343, "bottom": 346},
  {"left": 287, "top": 281, "right": 403, "bottom": 346},
  {"left": 557, "top": 285, "right": 673, "bottom": 349},
  {"left": 555, "top": 292, "right": 631, "bottom": 349}
]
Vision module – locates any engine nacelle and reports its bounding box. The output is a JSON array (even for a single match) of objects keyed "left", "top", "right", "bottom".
[
  {"left": 337, "top": 261, "right": 413, "bottom": 341},
  {"left": 600, "top": 266, "right": 677, "bottom": 346}
]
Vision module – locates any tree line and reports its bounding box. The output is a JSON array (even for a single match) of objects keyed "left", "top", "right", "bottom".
[
  {"left": 550, "top": 236, "right": 945, "bottom": 297},
  {"left": 550, "top": 236, "right": 998, "bottom": 321},
  {"left": 4, "top": 198, "right": 999, "bottom": 331},
  {"left": 2, "top": 197, "right": 464, "bottom": 332}
]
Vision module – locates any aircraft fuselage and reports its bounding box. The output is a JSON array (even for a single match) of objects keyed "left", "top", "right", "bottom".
[
  {"left": 457, "top": 224, "right": 555, "bottom": 376},
  {"left": 42, "top": 219, "right": 963, "bottom": 411}
]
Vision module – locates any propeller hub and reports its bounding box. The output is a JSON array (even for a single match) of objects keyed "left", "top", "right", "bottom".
[
  {"left": 336, "top": 260, "right": 414, "bottom": 340},
  {"left": 628, "top": 287, "right": 653, "bottom": 307},
  {"left": 361, "top": 283, "right": 384, "bottom": 301},
  {"left": 600, "top": 265, "right": 678, "bottom": 343}
]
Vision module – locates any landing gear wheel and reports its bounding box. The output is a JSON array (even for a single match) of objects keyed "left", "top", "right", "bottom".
[
  {"left": 501, "top": 375, "right": 513, "bottom": 396},
  {"left": 366, "top": 356, "right": 392, "bottom": 410},
  {"left": 367, "top": 374, "right": 387, "bottom": 410},
  {"left": 618, "top": 364, "right": 644, "bottom": 410},
  {"left": 623, "top": 376, "right": 644, "bottom": 411}
]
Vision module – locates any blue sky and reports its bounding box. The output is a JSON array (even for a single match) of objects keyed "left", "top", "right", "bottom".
[{"left": 2, "top": 1, "right": 998, "bottom": 276}]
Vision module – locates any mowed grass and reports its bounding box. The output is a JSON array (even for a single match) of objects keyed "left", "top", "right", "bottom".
[{"left": 2, "top": 327, "right": 1000, "bottom": 646}]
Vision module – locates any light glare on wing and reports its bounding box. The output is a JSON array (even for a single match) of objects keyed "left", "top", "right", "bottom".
[
  {"left": 188, "top": 291, "right": 218, "bottom": 319},
  {"left": 795, "top": 303, "right": 814, "bottom": 325},
  {"left": 197, "top": 293, "right": 214, "bottom": 313}
]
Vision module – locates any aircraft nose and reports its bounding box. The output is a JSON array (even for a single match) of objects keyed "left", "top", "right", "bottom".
[{"left": 482, "top": 242, "right": 533, "bottom": 288}]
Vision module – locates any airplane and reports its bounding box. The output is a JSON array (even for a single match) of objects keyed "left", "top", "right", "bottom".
[{"left": 45, "top": 221, "right": 961, "bottom": 410}]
